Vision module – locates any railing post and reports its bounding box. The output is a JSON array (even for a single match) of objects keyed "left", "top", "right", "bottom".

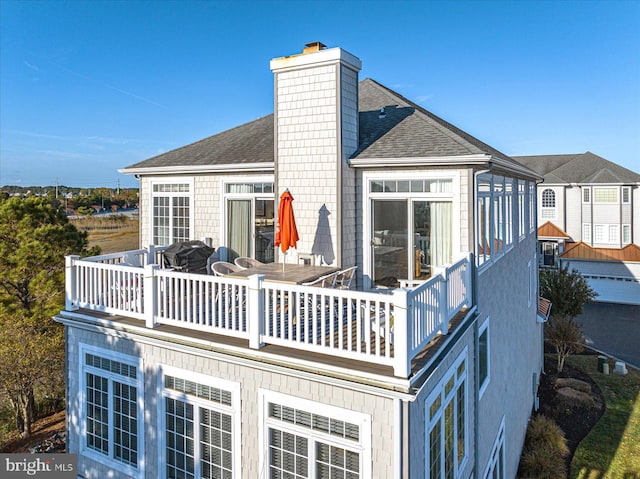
[
  {"left": 146, "top": 244, "right": 156, "bottom": 266},
  {"left": 65, "top": 255, "right": 80, "bottom": 311},
  {"left": 248, "top": 274, "right": 265, "bottom": 349},
  {"left": 392, "top": 288, "right": 411, "bottom": 378},
  {"left": 465, "top": 253, "right": 473, "bottom": 308},
  {"left": 438, "top": 270, "right": 449, "bottom": 335},
  {"left": 144, "top": 264, "right": 159, "bottom": 329}
]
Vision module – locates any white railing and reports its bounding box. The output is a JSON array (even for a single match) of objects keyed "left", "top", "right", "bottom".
[{"left": 65, "top": 248, "right": 473, "bottom": 378}]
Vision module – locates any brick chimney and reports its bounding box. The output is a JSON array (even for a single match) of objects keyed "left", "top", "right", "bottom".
[{"left": 271, "top": 43, "right": 362, "bottom": 267}]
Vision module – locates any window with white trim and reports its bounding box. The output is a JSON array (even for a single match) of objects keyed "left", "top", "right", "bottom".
[
  {"left": 608, "top": 225, "right": 620, "bottom": 244},
  {"left": 80, "top": 345, "right": 144, "bottom": 476},
  {"left": 622, "top": 186, "right": 631, "bottom": 204},
  {"left": 594, "top": 187, "right": 618, "bottom": 203},
  {"left": 483, "top": 419, "right": 505, "bottom": 479},
  {"left": 261, "top": 391, "right": 371, "bottom": 479},
  {"left": 623, "top": 224, "right": 631, "bottom": 244},
  {"left": 426, "top": 349, "right": 468, "bottom": 479},
  {"left": 160, "top": 368, "right": 240, "bottom": 479},
  {"left": 541, "top": 188, "right": 556, "bottom": 219},
  {"left": 505, "top": 179, "right": 513, "bottom": 248},
  {"left": 478, "top": 318, "right": 490, "bottom": 398},
  {"left": 594, "top": 225, "right": 605, "bottom": 243},
  {"left": 528, "top": 182, "right": 536, "bottom": 232},
  {"left": 477, "top": 175, "right": 492, "bottom": 267},
  {"left": 151, "top": 180, "right": 193, "bottom": 246},
  {"left": 518, "top": 180, "right": 526, "bottom": 239},
  {"left": 493, "top": 176, "right": 505, "bottom": 256},
  {"left": 582, "top": 187, "right": 591, "bottom": 204},
  {"left": 583, "top": 223, "right": 592, "bottom": 243}
]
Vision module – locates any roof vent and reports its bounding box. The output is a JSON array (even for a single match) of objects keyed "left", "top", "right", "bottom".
[
  {"left": 379, "top": 107, "right": 386, "bottom": 119},
  {"left": 303, "top": 42, "right": 327, "bottom": 54}
]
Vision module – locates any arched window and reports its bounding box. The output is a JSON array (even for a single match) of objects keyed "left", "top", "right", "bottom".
[
  {"left": 541, "top": 189, "right": 555, "bottom": 208},
  {"left": 541, "top": 189, "right": 556, "bottom": 219}
]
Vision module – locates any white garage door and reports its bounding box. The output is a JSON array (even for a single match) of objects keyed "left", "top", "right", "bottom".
[{"left": 587, "top": 277, "right": 640, "bottom": 305}]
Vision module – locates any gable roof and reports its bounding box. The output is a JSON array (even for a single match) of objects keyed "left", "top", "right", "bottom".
[
  {"left": 514, "top": 152, "right": 640, "bottom": 185},
  {"left": 560, "top": 242, "right": 640, "bottom": 262},
  {"left": 538, "top": 221, "right": 571, "bottom": 239},
  {"left": 122, "top": 78, "right": 538, "bottom": 178}
]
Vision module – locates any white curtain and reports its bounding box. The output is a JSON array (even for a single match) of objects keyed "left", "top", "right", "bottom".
[
  {"left": 430, "top": 202, "right": 452, "bottom": 268},
  {"left": 228, "top": 200, "right": 251, "bottom": 259}
]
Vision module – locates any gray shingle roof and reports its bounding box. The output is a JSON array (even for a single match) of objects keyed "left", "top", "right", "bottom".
[
  {"left": 123, "top": 78, "right": 530, "bottom": 174},
  {"left": 124, "top": 114, "right": 274, "bottom": 169},
  {"left": 354, "top": 79, "right": 515, "bottom": 163},
  {"left": 514, "top": 152, "right": 640, "bottom": 184}
]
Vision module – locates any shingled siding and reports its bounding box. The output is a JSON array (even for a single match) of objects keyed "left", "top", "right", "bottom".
[
  {"left": 275, "top": 64, "right": 342, "bottom": 266},
  {"left": 474, "top": 232, "right": 542, "bottom": 478},
  {"left": 340, "top": 64, "right": 360, "bottom": 268},
  {"left": 65, "top": 327, "right": 397, "bottom": 478}
]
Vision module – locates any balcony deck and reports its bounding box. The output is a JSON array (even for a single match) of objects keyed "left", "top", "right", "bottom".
[{"left": 62, "top": 247, "right": 473, "bottom": 379}]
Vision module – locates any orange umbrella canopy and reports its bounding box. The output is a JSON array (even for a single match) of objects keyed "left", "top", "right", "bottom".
[{"left": 274, "top": 190, "right": 300, "bottom": 253}]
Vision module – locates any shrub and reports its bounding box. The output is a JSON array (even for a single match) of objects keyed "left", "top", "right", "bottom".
[{"left": 518, "top": 415, "right": 568, "bottom": 479}]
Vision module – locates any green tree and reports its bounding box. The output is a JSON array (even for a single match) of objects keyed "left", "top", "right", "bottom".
[
  {"left": 0, "top": 196, "right": 97, "bottom": 437},
  {"left": 539, "top": 263, "right": 597, "bottom": 372}
]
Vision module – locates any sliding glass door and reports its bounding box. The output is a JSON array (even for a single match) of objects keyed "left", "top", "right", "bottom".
[
  {"left": 372, "top": 200, "right": 408, "bottom": 287},
  {"left": 371, "top": 198, "right": 452, "bottom": 287},
  {"left": 225, "top": 182, "right": 274, "bottom": 263}
]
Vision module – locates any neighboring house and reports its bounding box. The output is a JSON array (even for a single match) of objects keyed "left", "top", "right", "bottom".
[
  {"left": 56, "top": 43, "right": 544, "bottom": 479},
  {"left": 515, "top": 152, "right": 640, "bottom": 304}
]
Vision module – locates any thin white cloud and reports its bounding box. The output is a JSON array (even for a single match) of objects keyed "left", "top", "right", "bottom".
[
  {"left": 47, "top": 59, "right": 168, "bottom": 109},
  {"left": 23, "top": 60, "right": 40, "bottom": 72},
  {"left": 416, "top": 94, "right": 434, "bottom": 103}
]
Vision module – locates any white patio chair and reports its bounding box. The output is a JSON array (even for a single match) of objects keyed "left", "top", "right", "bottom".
[
  {"left": 333, "top": 266, "right": 357, "bottom": 290},
  {"left": 211, "top": 261, "right": 241, "bottom": 276},
  {"left": 234, "top": 257, "right": 264, "bottom": 269}
]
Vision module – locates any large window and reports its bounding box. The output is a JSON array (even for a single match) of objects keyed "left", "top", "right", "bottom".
[
  {"left": 541, "top": 188, "right": 556, "bottom": 219},
  {"left": 594, "top": 187, "right": 618, "bottom": 203},
  {"left": 426, "top": 349, "right": 468, "bottom": 479},
  {"left": 80, "top": 345, "right": 143, "bottom": 476},
  {"left": 152, "top": 180, "right": 193, "bottom": 246},
  {"left": 160, "top": 368, "right": 240, "bottom": 479},
  {"left": 476, "top": 174, "right": 518, "bottom": 268},
  {"left": 260, "top": 390, "right": 371, "bottom": 479}
]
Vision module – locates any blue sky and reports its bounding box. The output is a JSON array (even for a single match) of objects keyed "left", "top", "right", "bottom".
[{"left": 1, "top": 0, "right": 639, "bottom": 189}]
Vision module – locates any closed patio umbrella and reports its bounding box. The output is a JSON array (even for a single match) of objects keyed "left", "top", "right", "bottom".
[{"left": 274, "top": 189, "right": 299, "bottom": 271}]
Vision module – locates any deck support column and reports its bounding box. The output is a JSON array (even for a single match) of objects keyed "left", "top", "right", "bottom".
[
  {"left": 392, "top": 288, "right": 411, "bottom": 378},
  {"left": 65, "top": 255, "right": 80, "bottom": 311},
  {"left": 248, "top": 274, "right": 265, "bottom": 349},
  {"left": 144, "top": 264, "right": 160, "bottom": 328}
]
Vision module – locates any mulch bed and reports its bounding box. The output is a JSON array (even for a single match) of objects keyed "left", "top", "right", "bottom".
[
  {"left": 537, "top": 352, "right": 606, "bottom": 475},
  {"left": 0, "top": 410, "right": 66, "bottom": 453}
]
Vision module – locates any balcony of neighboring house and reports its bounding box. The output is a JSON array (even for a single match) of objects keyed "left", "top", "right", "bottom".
[{"left": 60, "top": 245, "right": 474, "bottom": 381}]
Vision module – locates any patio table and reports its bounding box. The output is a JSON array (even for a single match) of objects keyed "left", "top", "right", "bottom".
[{"left": 224, "top": 262, "right": 339, "bottom": 285}]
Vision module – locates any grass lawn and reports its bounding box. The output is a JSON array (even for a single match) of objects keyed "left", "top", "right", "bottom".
[{"left": 568, "top": 355, "right": 640, "bottom": 479}]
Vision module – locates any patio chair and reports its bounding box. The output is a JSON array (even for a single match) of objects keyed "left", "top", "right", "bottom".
[
  {"left": 333, "top": 266, "right": 357, "bottom": 290},
  {"left": 234, "top": 257, "right": 264, "bottom": 269},
  {"left": 302, "top": 271, "right": 340, "bottom": 287},
  {"left": 211, "top": 261, "right": 241, "bottom": 276}
]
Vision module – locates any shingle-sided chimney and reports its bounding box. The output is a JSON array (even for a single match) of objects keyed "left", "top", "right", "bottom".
[{"left": 271, "top": 43, "right": 362, "bottom": 267}]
